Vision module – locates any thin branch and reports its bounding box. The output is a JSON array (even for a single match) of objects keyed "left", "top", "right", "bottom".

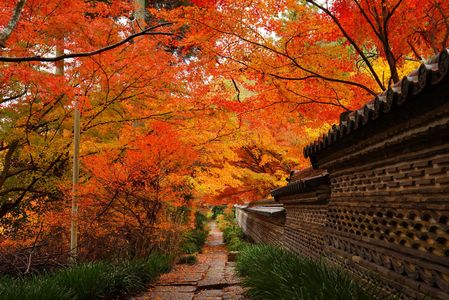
[
  {"left": 434, "top": 0, "right": 449, "bottom": 49},
  {"left": 0, "top": 140, "right": 19, "bottom": 189},
  {"left": 189, "top": 18, "right": 377, "bottom": 96},
  {"left": 384, "top": 0, "right": 404, "bottom": 26},
  {"left": 305, "top": 0, "right": 386, "bottom": 90},
  {"left": 353, "top": 0, "right": 382, "bottom": 40},
  {"left": 231, "top": 78, "right": 241, "bottom": 102},
  {"left": 0, "top": 23, "right": 175, "bottom": 62},
  {"left": 82, "top": 111, "right": 174, "bottom": 131},
  {"left": 407, "top": 40, "right": 423, "bottom": 61},
  {"left": 24, "top": 220, "right": 44, "bottom": 274},
  {"left": 1, "top": 86, "right": 28, "bottom": 104}
]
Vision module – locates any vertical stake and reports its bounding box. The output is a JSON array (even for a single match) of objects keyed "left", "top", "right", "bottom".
[{"left": 70, "top": 104, "right": 80, "bottom": 262}]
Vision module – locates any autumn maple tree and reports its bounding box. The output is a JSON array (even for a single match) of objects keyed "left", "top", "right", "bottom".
[{"left": 1, "top": 0, "right": 448, "bottom": 270}]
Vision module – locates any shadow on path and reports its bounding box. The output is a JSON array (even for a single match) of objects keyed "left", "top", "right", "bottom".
[{"left": 133, "top": 221, "right": 246, "bottom": 300}]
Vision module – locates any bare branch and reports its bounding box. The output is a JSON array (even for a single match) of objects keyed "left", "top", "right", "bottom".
[
  {"left": 0, "top": 23, "right": 175, "bottom": 63},
  {"left": 83, "top": 111, "right": 174, "bottom": 131},
  {"left": 189, "top": 18, "right": 377, "bottom": 96},
  {"left": 306, "top": 0, "right": 386, "bottom": 90},
  {"left": 231, "top": 78, "right": 241, "bottom": 102}
]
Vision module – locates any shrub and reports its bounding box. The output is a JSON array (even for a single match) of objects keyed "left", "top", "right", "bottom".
[
  {"left": 223, "top": 225, "right": 243, "bottom": 243},
  {"left": 220, "top": 221, "right": 248, "bottom": 251},
  {"left": 0, "top": 276, "right": 73, "bottom": 300},
  {"left": 0, "top": 253, "right": 171, "bottom": 300},
  {"left": 236, "top": 244, "right": 382, "bottom": 300},
  {"left": 211, "top": 206, "right": 225, "bottom": 219},
  {"left": 194, "top": 211, "right": 208, "bottom": 230},
  {"left": 227, "top": 236, "right": 247, "bottom": 252},
  {"left": 181, "top": 228, "right": 208, "bottom": 254},
  {"left": 180, "top": 211, "right": 209, "bottom": 254},
  {"left": 177, "top": 254, "right": 197, "bottom": 265}
]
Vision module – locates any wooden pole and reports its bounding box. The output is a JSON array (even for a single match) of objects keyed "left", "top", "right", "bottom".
[
  {"left": 56, "top": 42, "right": 79, "bottom": 262},
  {"left": 135, "top": 0, "right": 146, "bottom": 25},
  {"left": 71, "top": 102, "right": 80, "bottom": 262}
]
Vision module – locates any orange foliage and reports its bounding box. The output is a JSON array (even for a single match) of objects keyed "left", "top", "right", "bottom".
[{"left": 1, "top": 0, "right": 448, "bottom": 265}]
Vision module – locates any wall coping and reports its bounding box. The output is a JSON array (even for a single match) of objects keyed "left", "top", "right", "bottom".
[
  {"left": 271, "top": 172, "right": 329, "bottom": 199},
  {"left": 234, "top": 203, "right": 285, "bottom": 217},
  {"left": 304, "top": 48, "right": 449, "bottom": 162}
]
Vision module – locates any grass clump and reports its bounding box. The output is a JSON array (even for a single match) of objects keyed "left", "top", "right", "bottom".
[
  {"left": 181, "top": 211, "right": 209, "bottom": 254},
  {"left": 223, "top": 224, "right": 247, "bottom": 251},
  {"left": 216, "top": 211, "right": 248, "bottom": 252},
  {"left": 0, "top": 276, "right": 74, "bottom": 300},
  {"left": 181, "top": 228, "right": 208, "bottom": 254},
  {"left": 0, "top": 253, "right": 171, "bottom": 300},
  {"left": 236, "top": 244, "right": 381, "bottom": 300},
  {"left": 177, "top": 254, "right": 197, "bottom": 265}
]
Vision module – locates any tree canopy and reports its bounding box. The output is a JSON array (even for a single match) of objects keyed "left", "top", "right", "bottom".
[{"left": 1, "top": 0, "right": 447, "bottom": 263}]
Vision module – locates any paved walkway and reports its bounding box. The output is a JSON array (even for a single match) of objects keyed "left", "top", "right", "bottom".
[{"left": 134, "top": 222, "right": 246, "bottom": 300}]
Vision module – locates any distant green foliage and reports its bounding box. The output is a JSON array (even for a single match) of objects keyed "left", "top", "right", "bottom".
[
  {"left": 216, "top": 211, "right": 248, "bottom": 252},
  {"left": 223, "top": 224, "right": 247, "bottom": 251},
  {"left": 0, "top": 253, "right": 171, "bottom": 300},
  {"left": 194, "top": 211, "right": 208, "bottom": 230},
  {"left": 181, "top": 228, "right": 208, "bottom": 254},
  {"left": 180, "top": 211, "right": 208, "bottom": 254},
  {"left": 236, "top": 244, "right": 383, "bottom": 300},
  {"left": 211, "top": 205, "right": 225, "bottom": 219}
]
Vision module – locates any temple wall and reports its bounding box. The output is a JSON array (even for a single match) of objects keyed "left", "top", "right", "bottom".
[
  {"left": 235, "top": 52, "right": 449, "bottom": 299},
  {"left": 315, "top": 99, "right": 449, "bottom": 299},
  {"left": 235, "top": 207, "right": 284, "bottom": 247}
]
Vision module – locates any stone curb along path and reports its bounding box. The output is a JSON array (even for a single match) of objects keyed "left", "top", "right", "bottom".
[{"left": 133, "top": 221, "right": 247, "bottom": 300}]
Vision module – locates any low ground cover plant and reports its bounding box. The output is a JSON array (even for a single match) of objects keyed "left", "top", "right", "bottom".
[
  {"left": 0, "top": 253, "right": 171, "bottom": 300},
  {"left": 222, "top": 223, "right": 247, "bottom": 251},
  {"left": 236, "top": 244, "right": 383, "bottom": 300},
  {"left": 216, "top": 209, "right": 249, "bottom": 251},
  {"left": 180, "top": 211, "right": 209, "bottom": 254},
  {"left": 177, "top": 254, "right": 198, "bottom": 265}
]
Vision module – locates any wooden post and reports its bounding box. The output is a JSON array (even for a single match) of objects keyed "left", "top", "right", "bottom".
[
  {"left": 56, "top": 42, "right": 79, "bottom": 262},
  {"left": 135, "top": 0, "right": 146, "bottom": 26},
  {"left": 71, "top": 101, "right": 80, "bottom": 262}
]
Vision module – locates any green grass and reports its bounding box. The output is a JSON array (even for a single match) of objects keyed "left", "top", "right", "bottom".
[
  {"left": 180, "top": 211, "right": 209, "bottom": 254},
  {"left": 223, "top": 224, "right": 247, "bottom": 251},
  {"left": 0, "top": 253, "right": 171, "bottom": 300},
  {"left": 217, "top": 215, "right": 248, "bottom": 252},
  {"left": 236, "top": 244, "right": 382, "bottom": 300},
  {"left": 0, "top": 275, "right": 74, "bottom": 300},
  {"left": 181, "top": 227, "right": 208, "bottom": 254},
  {"left": 211, "top": 205, "right": 226, "bottom": 219},
  {"left": 177, "top": 254, "right": 197, "bottom": 265}
]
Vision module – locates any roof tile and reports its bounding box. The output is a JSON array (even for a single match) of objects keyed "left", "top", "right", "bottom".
[{"left": 304, "top": 48, "right": 449, "bottom": 159}]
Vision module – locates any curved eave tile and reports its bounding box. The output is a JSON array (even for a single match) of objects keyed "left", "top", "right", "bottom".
[
  {"left": 304, "top": 48, "right": 449, "bottom": 159},
  {"left": 271, "top": 174, "right": 329, "bottom": 198}
]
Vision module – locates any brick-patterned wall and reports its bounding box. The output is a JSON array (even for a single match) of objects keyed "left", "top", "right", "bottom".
[
  {"left": 322, "top": 153, "right": 449, "bottom": 299},
  {"left": 235, "top": 207, "right": 284, "bottom": 247},
  {"left": 236, "top": 55, "right": 449, "bottom": 299},
  {"left": 274, "top": 184, "right": 330, "bottom": 259},
  {"left": 313, "top": 95, "right": 449, "bottom": 299},
  {"left": 283, "top": 204, "right": 328, "bottom": 258}
]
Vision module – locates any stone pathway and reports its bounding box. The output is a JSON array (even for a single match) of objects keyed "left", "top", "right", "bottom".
[{"left": 133, "top": 222, "right": 246, "bottom": 300}]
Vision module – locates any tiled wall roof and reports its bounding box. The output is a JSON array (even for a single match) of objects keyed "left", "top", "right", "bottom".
[{"left": 304, "top": 48, "right": 449, "bottom": 159}]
